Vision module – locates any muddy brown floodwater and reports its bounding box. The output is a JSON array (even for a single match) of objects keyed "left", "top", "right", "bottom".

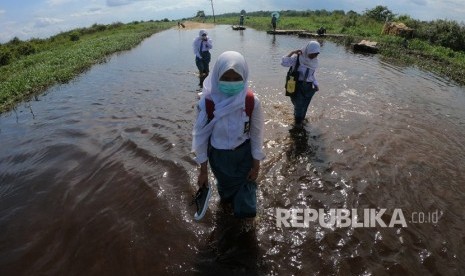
[{"left": 1, "top": 25, "right": 465, "bottom": 275}]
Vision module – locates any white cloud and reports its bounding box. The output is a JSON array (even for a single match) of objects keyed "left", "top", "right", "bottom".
[
  {"left": 106, "top": 0, "right": 162, "bottom": 7},
  {"left": 71, "top": 8, "right": 107, "bottom": 18},
  {"left": 106, "top": 0, "right": 145, "bottom": 7},
  {"left": 0, "top": 9, "right": 6, "bottom": 16},
  {"left": 106, "top": 0, "right": 129, "bottom": 7},
  {"left": 34, "top": 17, "right": 64, "bottom": 28},
  {"left": 0, "top": 20, "right": 38, "bottom": 42},
  {"left": 47, "top": 0, "right": 74, "bottom": 6},
  {"left": 409, "top": 0, "right": 427, "bottom": 5}
]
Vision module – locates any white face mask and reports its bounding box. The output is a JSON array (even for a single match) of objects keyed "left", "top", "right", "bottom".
[{"left": 299, "top": 55, "right": 319, "bottom": 69}]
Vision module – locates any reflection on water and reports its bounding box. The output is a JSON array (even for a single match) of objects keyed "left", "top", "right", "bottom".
[{"left": 1, "top": 25, "right": 465, "bottom": 275}]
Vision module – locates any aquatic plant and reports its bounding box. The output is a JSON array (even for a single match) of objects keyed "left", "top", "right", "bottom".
[{"left": 0, "top": 21, "right": 175, "bottom": 113}]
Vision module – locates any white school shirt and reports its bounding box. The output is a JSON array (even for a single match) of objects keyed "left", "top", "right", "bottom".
[
  {"left": 193, "top": 38, "right": 213, "bottom": 59},
  {"left": 281, "top": 55, "right": 319, "bottom": 86},
  {"left": 194, "top": 96, "right": 265, "bottom": 164}
]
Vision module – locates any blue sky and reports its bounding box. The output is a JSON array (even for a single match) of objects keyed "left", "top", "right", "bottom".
[{"left": 1, "top": 0, "right": 464, "bottom": 43}]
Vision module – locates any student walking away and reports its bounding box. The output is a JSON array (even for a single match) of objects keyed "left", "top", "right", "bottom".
[
  {"left": 192, "top": 51, "right": 265, "bottom": 221},
  {"left": 281, "top": 40, "right": 321, "bottom": 127},
  {"left": 271, "top": 14, "right": 277, "bottom": 31},
  {"left": 193, "top": 30, "right": 213, "bottom": 85}
]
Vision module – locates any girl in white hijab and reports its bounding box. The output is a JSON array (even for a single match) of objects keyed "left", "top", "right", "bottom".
[
  {"left": 193, "top": 29, "right": 213, "bottom": 79},
  {"left": 281, "top": 40, "right": 321, "bottom": 127},
  {"left": 192, "top": 51, "right": 265, "bottom": 219}
]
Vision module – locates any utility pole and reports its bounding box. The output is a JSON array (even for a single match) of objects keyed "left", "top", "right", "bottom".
[{"left": 210, "top": 0, "right": 216, "bottom": 23}]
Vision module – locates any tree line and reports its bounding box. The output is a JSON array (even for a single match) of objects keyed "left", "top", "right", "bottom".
[{"left": 2, "top": 5, "right": 465, "bottom": 68}]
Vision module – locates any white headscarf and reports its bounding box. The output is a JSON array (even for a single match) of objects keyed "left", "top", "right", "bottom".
[
  {"left": 193, "top": 29, "right": 208, "bottom": 54},
  {"left": 192, "top": 51, "right": 249, "bottom": 153},
  {"left": 199, "top": 29, "right": 207, "bottom": 37},
  {"left": 299, "top": 40, "right": 320, "bottom": 69}
]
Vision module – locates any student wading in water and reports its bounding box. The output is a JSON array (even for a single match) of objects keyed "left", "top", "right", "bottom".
[
  {"left": 281, "top": 40, "right": 321, "bottom": 127},
  {"left": 192, "top": 51, "right": 265, "bottom": 221},
  {"left": 193, "top": 30, "right": 213, "bottom": 85}
]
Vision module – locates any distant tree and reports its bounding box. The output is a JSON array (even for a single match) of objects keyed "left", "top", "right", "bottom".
[
  {"left": 240, "top": 10, "right": 246, "bottom": 15},
  {"left": 364, "top": 5, "right": 394, "bottom": 22},
  {"left": 314, "top": 9, "right": 330, "bottom": 17},
  {"left": 196, "top": 10, "right": 205, "bottom": 18},
  {"left": 347, "top": 10, "right": 359, "bottom": 17},
  {"left": 8, "top": 37, "right": 21, "bottom": 45}
]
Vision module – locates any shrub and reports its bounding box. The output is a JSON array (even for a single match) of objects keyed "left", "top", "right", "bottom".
[
  {"left": 70, "top": 32, "right": 80, "bottom": 41},
  {"left": 0, "top": 48, "right": 12, "bottom": 66},
  {"left": 109, "top": 22, "right": 124, "bottom": 29},
  {"left": 341, "top": 16, "right": 357, "bottom": 28},
  {"left": 414, "top": 20, "right": 465, "bottom": 52},
  {"left": 364, "top": 5, "right": 394, "bottom": 22},
  {"left": 8, "top": 37, "right": 22, "bottom": 45},
  {"left": 91, "top": 23, "right": 107, "bottom": 32},
  {"left": 17, "top": 42, "right": 36, "bottom": 56}
]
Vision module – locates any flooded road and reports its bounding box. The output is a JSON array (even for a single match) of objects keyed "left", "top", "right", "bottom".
[{"left": 1, "top": 25, "right": 465, "bottom": 275}]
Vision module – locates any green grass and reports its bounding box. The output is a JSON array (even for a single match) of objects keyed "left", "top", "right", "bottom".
[
  {"left": 212, "top": 14, "right": 465, "bottom": 86},
  {"left": 2, "top": 11, "right": 465, "bottom": 113},
  {"left": 380, "top": 38, "right": 465, "bottom": 83},
  {"left": 0, "top": 21, "right": 175, "bottom": 113},
  {"left": 214, "top": 15, "right": 385, "bottom": 37}
]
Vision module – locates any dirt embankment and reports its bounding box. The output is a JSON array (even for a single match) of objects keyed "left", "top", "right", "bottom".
[{"left": 175, "top": 21, "right": 215, "bottom": 30}]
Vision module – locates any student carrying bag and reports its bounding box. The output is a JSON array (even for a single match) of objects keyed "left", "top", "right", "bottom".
[{"left": 285, "top": 54, "right": 300, "bottom": 96}]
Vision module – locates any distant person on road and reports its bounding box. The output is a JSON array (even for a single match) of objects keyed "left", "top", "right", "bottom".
[
  {"left": 239, "top": 15, "right": 244, "bottom": 26},
  {"left": 192, "top": 51, "right": 265, "bottom": 220},
  {"left": 271, "top": 14, "right": 277, "bottom": 31},
  {"left": 281, "top": 40, "right": 321, "bottom": 127},
  {"left": 317, "top": 26, "right": 326, "bottom": 36},
  {"left": 193, "top": 30, "right": 213, "bottom": 84}
]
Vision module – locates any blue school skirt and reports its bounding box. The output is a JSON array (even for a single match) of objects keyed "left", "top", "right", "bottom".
[{"left": 208, "top": 140, "right": 257, "bottom": 218}]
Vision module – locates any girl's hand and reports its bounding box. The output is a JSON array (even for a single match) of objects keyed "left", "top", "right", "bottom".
[
  {"left": 288, "top": 50, "right": 302, "bottom": 57},
  {"left": 197, "top": 162, "right": 208, "bottom": 187},
  {"left": 247, "top": 160, "right": 260, "bottom": 182},
  {"left": 197, "top": 170, "right": 208, "bottom": 187}
]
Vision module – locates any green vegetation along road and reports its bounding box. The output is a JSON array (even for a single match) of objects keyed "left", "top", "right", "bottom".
[
  {"left": 0, "top": 21, "right": 175, "bottom": 113},
  {"left": 2, "top": 6, "right": 465, "bottom": 113}
]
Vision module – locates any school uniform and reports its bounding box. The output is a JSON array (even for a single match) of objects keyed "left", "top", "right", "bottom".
[
  {"left": 192, "top": 51, "right": 265, "bottom": 218},
  {"left": 281, "top": 41, "right": 320, "bottom": 124},
  {"left": 193, "top": 30, "right": 213, "bottom": 75}
]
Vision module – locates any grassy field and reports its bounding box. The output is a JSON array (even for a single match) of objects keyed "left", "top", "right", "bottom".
[
  {"left": 0, "top": 21, "right": 175, "bottom": 113},
  {"left": 1, "top": 10, "right": 464, "bottom": 113},
  {"left": 212, "top": 14, "right": 465, "bottom": 87}
]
